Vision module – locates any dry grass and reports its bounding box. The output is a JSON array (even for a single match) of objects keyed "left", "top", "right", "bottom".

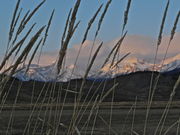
[
  {"left": 0, "top": 0, "right": 180, "bottom": 134},
  {"left": 110, "top": 31, "right": 128, "bottom": 68},
  {"left": 12, "top": 0, "right": 46, "bottom": 46},
  {"left": 101, "top": 31, "right": 127, "bottom": 69},
  {"left": 87, "top": 0, "right": 112, "bottom": 67},
  {"left": 111, "top": 52, "right": 131, "bottom": 69},
  {"left": 42, "top": 10, "right": 55, "bottom": 46},
  {"left": 57, "top": 0, "right": 81, "bottom": 74},
  {"left": 25, "top": 38, "right": 43, "bottom": 74},
  {"left": 157, "top": 0, "right": 170, "bottom": 47},
  {"left": 8, "top": 0, "right": 21, "bottom": 45},
  {"left": 144, "top": 1, "right": 174, "bottom": 135},
  {"left": 82, "top": 4, "right": 103, "bottom": 45},
  {"left": 122, "top": 0, "right": 132, "bottom": 34}
]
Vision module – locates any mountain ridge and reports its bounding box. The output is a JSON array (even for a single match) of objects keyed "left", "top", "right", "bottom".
[{"left": 13, "top": 53, "right": 180, "bottom": 82}]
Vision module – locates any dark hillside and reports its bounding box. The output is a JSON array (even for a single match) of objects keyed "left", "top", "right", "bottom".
[{"left": 1, "top": 71, "right": 180, "bottom": 104}]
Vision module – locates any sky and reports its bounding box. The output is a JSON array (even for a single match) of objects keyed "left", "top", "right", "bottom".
[{"left": 0, "top": 0, "right": 180, "bottom": 66}]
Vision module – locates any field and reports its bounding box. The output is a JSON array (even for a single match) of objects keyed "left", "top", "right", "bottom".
[
  {"left": 1, "top": 102, "right": 180, "bottom": 135},
  {"left": 0, "top": 72, "right": 180, "bottom": 134}
]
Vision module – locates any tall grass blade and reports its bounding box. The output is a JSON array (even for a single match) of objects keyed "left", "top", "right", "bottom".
[
  {"left": 57, "top": 0, "right": 81, "bottom": 74},
  {"left": 170, "top": 10, "right": 180, "bottom": 42},
  {"left": 122, "top": 0, "right": 132, "bottom": 34},
  {"left": 8, "top": 0, "right": 21, "bottom": 43},
  {"left": 61, "top": 8, "right": 72, "bottom": 47},
  {"left": 157, "top": 0, "right": 170, "bottom": 46},
  {"left": 25, "top": 38, "right": 43, "bottom": 74},
  {"left": 111, "top": 52, "right": 130, "bottom": 69},
  {"left": 95, "top": 0, "right": 112, "bottom": 39},
  {"left": 9, "top": 26, "right": 45, "bottom": 76},
  {"left": 42, "top": 9, "right": 55, "bottom": 46},
  {"left": 82, "top": 4, "right": 103, "bottom": 44},
  {"left": 110, "top": 31, "right": 127, "bottom": 67},
  {"left": 17, "top": 0, "right": 46, "bottom": 35}
]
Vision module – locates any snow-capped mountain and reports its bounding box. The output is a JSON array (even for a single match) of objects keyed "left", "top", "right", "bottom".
[
  {"left": 161, "top": 54, "right": 180, "bottom": 71},
  {"left": 102, "top": 58, "right": 153, "bottom": 73},
  {"left": 15, "top": 64, "right": 58, "bottom": 82},
  {"left": 14, "top": 64, "right": 90, "bottom": 82},
  {"left": 13, "top": 54, "right": 180, "bottom": 82}
]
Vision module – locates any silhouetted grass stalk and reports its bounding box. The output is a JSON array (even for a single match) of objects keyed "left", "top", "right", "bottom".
[{"left": 144, "top": 1, "right": 170, "bottom": 134}]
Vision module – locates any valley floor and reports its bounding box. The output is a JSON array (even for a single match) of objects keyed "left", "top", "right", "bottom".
[{"left": 0, "top": 102, "right": 180, "bottom": 135}]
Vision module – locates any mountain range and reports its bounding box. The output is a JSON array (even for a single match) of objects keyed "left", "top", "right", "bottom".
[{"left": 14, "top": 54, "right": 180, "bottom": 82}]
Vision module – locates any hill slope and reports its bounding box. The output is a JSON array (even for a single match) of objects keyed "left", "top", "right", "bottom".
[{"left": 1, "top": 71, "right": 180, "bottom": 104}]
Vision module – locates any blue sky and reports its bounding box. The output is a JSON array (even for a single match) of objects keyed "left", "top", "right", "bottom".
[{"left": 0, "top": 0, "right": 179, "bottom": 54}]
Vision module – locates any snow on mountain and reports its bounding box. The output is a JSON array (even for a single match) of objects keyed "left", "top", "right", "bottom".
[
  {"left": 161, "top": 54, "right": 180, "bottom": 72},
  {"left": 103, "top": 57, "right": 153, "bottom": 73},
  {"left": 94, "top": 57, "right": 153, "bottom": 78},
  {"left": 15, "top": 64, "right": 58, "bottom": 82},
  {"left": 163, "top": 54, "right": 180, "bottom": 65},
  {"left": 14, "top": 63, "right": 87, "bottom": 82},
  {"left": 13, "top": 54, "right": 180, "bottom": 82}
]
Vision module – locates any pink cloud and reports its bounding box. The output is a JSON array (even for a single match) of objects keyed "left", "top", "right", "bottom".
[{"left": 33, "top": 33, "right": 180, "bottom": 68}]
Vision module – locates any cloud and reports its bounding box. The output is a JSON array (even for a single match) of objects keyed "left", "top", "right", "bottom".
[
  {"left": 35, "top": 33, "right": 180, "bottom": 69},
  {"left": 115, "top": 33, "right": 180, "bottom": 57},
  {"left": 1, "top": 33, "right": 179, "bottom": 73}
]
